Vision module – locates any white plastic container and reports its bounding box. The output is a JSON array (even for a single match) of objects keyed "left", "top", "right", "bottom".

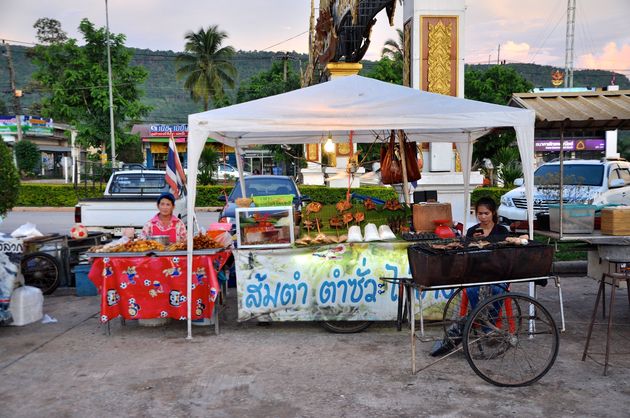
[{"left": 9, "top": 286, "right": 43, "bottom": 326}]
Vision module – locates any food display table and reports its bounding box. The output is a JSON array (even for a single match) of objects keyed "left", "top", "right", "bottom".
[{"left": 88, "top": 250, "right": 231, "bottom": 325}]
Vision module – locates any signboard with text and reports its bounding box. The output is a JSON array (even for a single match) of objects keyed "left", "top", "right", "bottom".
[
  {"left": 149, "top": 124, "right": 188, "bottom": 137},
  {"left": 0, "top": 115, "right": 54, "bottom": 136},
  {"left": 534, "top": 138, "right": 605, "bottom": 152},
  {"left": 236, "top": 242, "right": 451, "bottom": 322}
]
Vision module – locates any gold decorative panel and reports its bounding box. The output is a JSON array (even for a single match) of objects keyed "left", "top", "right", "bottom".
[
  {"left": 336, "top": 142, "right": 351, "bottom": 156},
  {"left": 403, "top": 19, "right": 412, "bottom": 87},
  {"left": 420, "top": 16, "right": 458, "bottom": 97},
  {"left": 306, "top": 143, "right": 320, "bottom": 162}
]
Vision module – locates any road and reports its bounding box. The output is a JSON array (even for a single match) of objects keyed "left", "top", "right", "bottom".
[{"left": 0, "top": 210, "right": 220, "bottom": 236}]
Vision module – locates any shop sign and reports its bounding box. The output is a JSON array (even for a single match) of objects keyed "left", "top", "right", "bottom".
[
  {"left": 534, "top": 138, "right": 605, "bottom": 152},
  {"left": 0, "top": 115, "right": 54, "bottom": 136},
  {"left": 149, "top": 124, "right": 188, "bottom": 137},
  {"left": 236, "top": 242, "right": 451, "bottom": 321}
]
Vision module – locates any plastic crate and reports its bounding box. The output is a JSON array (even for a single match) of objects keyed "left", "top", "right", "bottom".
[
  {"left": 548, "top": 204, "right": 595, "bottom": 234},
  {"left": 73, "top": 264, "right": 97, "bottom": 296}
]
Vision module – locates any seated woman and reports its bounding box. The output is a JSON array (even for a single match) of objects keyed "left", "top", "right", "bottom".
[
  {"left": 140, "top": 192, "right": 187, "bottom": 244},
  {"left": 430, "top": 197, "right": 509, "bottom": 357}
]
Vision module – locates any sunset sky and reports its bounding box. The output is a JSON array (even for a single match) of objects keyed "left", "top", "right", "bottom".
[{"left": 1, "top": 0, "right": 628, "bottom": 75}]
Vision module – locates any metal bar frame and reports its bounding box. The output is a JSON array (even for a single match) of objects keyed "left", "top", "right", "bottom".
[{"left": 382, "top": 275, "right": 565, "bottom": 374}]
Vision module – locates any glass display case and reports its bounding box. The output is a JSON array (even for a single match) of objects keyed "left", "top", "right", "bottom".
[{"left": 235, "top": 206, "right": 295, "bottom": 249}]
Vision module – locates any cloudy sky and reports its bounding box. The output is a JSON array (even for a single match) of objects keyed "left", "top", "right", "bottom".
[{"left": 1, "top": 0, "right": 628, "bottom": 74}]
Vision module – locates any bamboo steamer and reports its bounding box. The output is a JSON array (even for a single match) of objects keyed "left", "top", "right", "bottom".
[{"left": 601, "top": 206, "right": 630, "bottom": 236}]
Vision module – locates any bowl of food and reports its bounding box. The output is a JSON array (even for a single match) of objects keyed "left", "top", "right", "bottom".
[{"left": 148, "top": 235, "right": 170, "bottom": 246}]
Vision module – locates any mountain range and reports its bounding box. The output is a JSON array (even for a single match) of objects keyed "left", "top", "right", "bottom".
[{"left": 1, "top": 45, "right": 628, "bottom": 124}]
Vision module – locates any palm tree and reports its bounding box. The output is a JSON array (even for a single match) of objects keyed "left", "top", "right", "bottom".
[
  {"left": 381, "top": 28, "right": 403, "bottom": 62},
  {"left": 176, "top": 25, "right": 237, "bottom": 111}
]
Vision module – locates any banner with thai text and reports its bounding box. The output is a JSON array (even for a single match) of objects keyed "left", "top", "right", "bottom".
[{"left": 236, "top": 242, "right": 453, "bottom": 321}]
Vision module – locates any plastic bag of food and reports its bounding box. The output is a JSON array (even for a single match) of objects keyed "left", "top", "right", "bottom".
[
  {"left": 347, "top": 225, "right": 363, "bottom": 242},
  {"left": 363, "top": 223, "right": 380, "bottom": 242},
  {"left": 378, "top": 225, "right": 396, "bottom": 240}
]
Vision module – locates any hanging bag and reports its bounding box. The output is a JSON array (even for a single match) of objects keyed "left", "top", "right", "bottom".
[{"left": 380, "top": 130, "right": 421, "bottom": 184}]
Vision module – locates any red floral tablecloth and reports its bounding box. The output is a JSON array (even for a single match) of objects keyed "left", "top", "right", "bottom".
[{"left": 88, "top": 252, "right": 231, "bottom": 323}]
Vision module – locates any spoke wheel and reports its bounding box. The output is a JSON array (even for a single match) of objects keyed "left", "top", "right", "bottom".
[
  {"left": 463, "top": 293, "right": 559, "bottom": 387},
  {"left": 321, "top": 321, "right": 372, "bottom": 334},
  {"left": 21, "top": 252, "right": 61, "bottom": 295}
]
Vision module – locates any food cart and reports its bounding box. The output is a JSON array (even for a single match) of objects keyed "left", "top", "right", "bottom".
[{"left": 182, "top": 76, "right": 539, "bottom": 338}]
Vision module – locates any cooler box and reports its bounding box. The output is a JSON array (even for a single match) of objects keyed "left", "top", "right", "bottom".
[
  {"left": 73, "top": 264, "right": 97, "bottom": 296},
  {"left": 9, "top": 286, "right": 43, "bottom": 326},
  {"left": 412, "top": 202, "right": 452, "bottom": 232},
  {"left": 548, "top": 204, "right": 595, "bottom": 234}
]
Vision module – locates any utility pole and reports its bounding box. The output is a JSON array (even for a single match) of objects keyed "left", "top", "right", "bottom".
[
  {"left": 564, "top": 0, "right": 576, "bottom": 88},
  {"left": 105, "top": 0, "right": 116, "bottom": 167},
  {"left": 3, "top": 40, "right": 23, "bottom": 143},
  {"left": 497, "top": 44, "right": 501, "bottom": 65}
]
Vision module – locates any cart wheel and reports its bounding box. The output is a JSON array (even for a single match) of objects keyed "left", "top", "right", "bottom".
[
  {"left": 442, "top": 287, "right": 511, "bottom": 345},
  {"left": 21, "top": 252, "right": 61, "bottom": 295},
  {"left": 463, "top": 293, "right": 559, "bottom": 387},
  {"left": 321, "top": 321, "right": 373, "bottom": 334}
]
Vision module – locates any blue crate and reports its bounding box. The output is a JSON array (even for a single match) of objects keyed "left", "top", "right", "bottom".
[{"left": 73, "top": 264, "right": 97, "bottom": 296}]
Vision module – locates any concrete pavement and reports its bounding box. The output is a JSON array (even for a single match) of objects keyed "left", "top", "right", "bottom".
[{"left": 1, "top": 276, "right": 629, "bottom": 417}]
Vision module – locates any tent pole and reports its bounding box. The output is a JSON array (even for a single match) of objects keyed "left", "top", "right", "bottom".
[
  {"left": 558, "top": 121, "right": 564, "bottom": 239},
  {"left": 235, "top": 139, "right": 247, "bottom": 198},
  {"left": 397, "top": 130, "right": 411, "bottom": 206}
]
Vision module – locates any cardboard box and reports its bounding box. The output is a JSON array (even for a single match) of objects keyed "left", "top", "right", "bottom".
[{"left": 412, "top": 203, "right": 452, "bottom": 232}]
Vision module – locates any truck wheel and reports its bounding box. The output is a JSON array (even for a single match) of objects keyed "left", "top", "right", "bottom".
[{"left": 21, "top": 252, "right": 61, "bottom": 295}]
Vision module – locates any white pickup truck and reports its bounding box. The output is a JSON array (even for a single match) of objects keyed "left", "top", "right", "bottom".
[{"left": 74, "top": 170, "right": 187, "bottom": 235}]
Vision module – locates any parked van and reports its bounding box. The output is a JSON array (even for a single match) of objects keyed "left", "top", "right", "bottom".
[{"left": 498, "top": 158, "right": 630, "bottom": 224}]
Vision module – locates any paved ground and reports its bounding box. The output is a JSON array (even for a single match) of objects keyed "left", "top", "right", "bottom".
[{"left": 1, "top": 276, "right": 629, "bottom": 418}]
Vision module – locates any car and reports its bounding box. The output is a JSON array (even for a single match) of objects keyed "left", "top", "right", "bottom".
[
  {"left": 217, "top": 175, "right": 310, "bottom": 226},
  {"left": 498, "top": 158, "right": 630, "bottom": 224},
  {"left": 213, "top": 163, "right": 251, "bottom": 180}
]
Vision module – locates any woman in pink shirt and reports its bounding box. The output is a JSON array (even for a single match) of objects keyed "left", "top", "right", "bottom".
[{"left": 141, "top": 192, "right": 186, "bottom": 243}]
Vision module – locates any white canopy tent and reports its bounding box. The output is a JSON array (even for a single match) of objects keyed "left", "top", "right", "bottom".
[{"left": 183, "top": 75, "right": 536, "bottom": 338}]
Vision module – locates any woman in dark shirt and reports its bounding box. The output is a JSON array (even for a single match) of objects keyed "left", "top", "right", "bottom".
[
  {"left": 430, "top": 197, "right": 509, "bottom": 357},
  {"left": 465, "top": 197, "right": 509, "bottom": 240}
]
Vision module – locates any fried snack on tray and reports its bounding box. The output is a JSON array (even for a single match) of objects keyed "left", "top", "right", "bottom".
[
  {"left": 353, "top": 211, "right": 365, "bottom": 223},
  {"left": 336, "top": 200, "right": 353, "bottom": 212},
  {"left": 364, "top": 199, "right": 377, "bottom": 211},
  {"left": 342, "top": 212, "right": 354, "bottom": 226},
  {"left": 235, "top": 197, "right": 252, "bottom": 208},
  {"left": 164, "top": 233, "right": 223, "bottom": 251},
  {"left": 306, "top": 201, "right": 322, "bottom": 214},
  {"left": 110, "top": 239, "right": 165, "bottom": 253},
  {"left": 384, "top": 199, "right": 402, "bottom": 211}
]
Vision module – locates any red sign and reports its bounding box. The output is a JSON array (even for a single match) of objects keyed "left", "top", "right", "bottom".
[{"left": 88, "top": 252, "right": 230, "bottom": 323}]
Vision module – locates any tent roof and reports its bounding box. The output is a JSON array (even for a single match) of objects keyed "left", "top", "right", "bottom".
[
  {"left": 188, "top": 75, "right": 534, "bottom": 146},
  {"left": 509, "top": 89, "right": 630, "bottom": 130}
]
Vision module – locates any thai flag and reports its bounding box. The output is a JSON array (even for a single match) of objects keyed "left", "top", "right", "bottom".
[{"left": 166, "top": 134, "right": 186, "bottom": 198}]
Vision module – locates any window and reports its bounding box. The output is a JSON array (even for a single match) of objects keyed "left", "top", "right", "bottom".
[
  {"left": 534, "top": 164, "right": 604, "bottom": 186},
  {"left": 110, "top": 174, "right": 169, "bottom": 194}
]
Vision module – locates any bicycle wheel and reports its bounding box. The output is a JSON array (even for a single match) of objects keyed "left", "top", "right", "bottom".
[
  {"left": 442, "top": 288, "right": 465, "bottom": 341},
  {"left": 21, "top": 252, "right": 61, "bottom": 295},
  {"left": 463, "top": 293, "right": 559, "bottom": 387},
  {"left": 321, "top": 321, "right": 372, "bottom": 333}
]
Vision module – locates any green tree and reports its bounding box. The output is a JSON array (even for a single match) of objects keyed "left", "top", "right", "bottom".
[
  {"left": 381, "top": 28, "right": 403, "bottom": 62},
  {"left": 366, "top": 57, "right": 402, "bottom": 85},
  {"left": 618, "top": 131, "right": 630, "bottom": 161},
  {"left": 464, "top": 66, "right": 533, "bottom": 163},
  {"left": 176, "top": 25, "right": 237, "bottom": 111},
  {"left": 31, "top": 18, "right": 151, "bottom": 155},
  {"left": 198, "top": 146, "right": 219, "bottom": 185},
  {"left": 33, "top": 17, "right": 68, "bottom": 44},
  {"left": 14, "top": 140, "right": 40, "bottom": 176},
  {"left": 117, "top": 137, "right": 144, "bottom": 163},
  {"left": 237, "top": 60, "right": 300, "bottom": 103},
  {"left": 0, "top": 141, "right": 20, "bottom": 217}
]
